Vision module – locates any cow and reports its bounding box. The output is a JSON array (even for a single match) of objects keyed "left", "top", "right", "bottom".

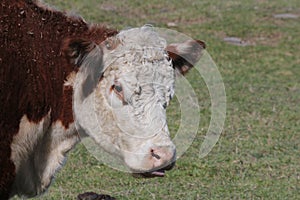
[{"left": 0, "top": 0, "right": 205, "bottom": 199}]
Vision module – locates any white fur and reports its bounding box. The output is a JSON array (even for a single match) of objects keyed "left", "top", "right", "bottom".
[
  {"left": 10, "top": 114, "right": 51, "bottom": 173},
  {"left": 10, "top": 114, "right": 78, "bottom": 198},
  {"left": 73, "top": 26, "right": 176, "bottom": 172},
  {"left": 40, "top": 121, "right": 78, "bottom": 192}
]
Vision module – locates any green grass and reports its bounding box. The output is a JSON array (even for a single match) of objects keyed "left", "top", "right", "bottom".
[{"left": 21, "top": 0, "right": 300, "bottom": 199}]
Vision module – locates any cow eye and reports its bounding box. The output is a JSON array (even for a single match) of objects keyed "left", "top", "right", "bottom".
[
  {"left": 114, "top": 84, "right": 122, "bottom": 93},
  {"left": 111, "top": 82, "right": 126, "bottom": 103},
  {"left": 112, "top": 83, "right": 123, "bottom": 94},
  {"left": 111, "top": 82, "right": 127, "bottom": 104},
  {"left": 162, "top": 102, "right": 167, "bottom": 109},
  {"left": 105, "top": 40, "right": 112, "bottom": 49},
  {"left": 104, "top": 38, "right": 119, "bottom": 50}
]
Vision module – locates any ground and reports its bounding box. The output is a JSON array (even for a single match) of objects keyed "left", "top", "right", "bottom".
[{"left": 13, "top": 0, "right": 300, "bottom": 199}]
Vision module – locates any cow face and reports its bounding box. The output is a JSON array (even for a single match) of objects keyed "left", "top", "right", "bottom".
[{"left": 63, "top": 26, "right": 205, "bottom": 176}]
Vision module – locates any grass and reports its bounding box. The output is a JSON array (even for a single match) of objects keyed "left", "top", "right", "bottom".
[{"left": 18, "top": 0, "right": 300, "bottom": 199}]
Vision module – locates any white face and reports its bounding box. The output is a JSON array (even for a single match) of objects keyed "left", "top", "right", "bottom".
[
  {"left": 73, "top": 27, "right": 176, "bottom": 175},
  {"left": 68, "top": 26, "right": 205, "bottom": 176}
]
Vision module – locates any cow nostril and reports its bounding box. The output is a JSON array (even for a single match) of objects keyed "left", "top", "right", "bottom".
[{"left": 151, "top": 149, "right": 161, "bottom": 160}]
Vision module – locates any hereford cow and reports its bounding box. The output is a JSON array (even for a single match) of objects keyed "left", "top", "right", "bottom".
[{"left": 0, "top": 0, "right": 205, "bottom": 199}]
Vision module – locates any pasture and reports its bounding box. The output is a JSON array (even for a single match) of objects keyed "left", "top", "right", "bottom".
[{"left": 18, "top": 0, "right": 300, "bottom": 199}]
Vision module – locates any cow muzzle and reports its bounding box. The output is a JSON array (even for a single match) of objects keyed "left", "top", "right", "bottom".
[
  {"left": 139, "top": 161, "right": 176, "bottom": 178},
  {"left": 133, "top": 145, "right": 176, "bottom": 178}
]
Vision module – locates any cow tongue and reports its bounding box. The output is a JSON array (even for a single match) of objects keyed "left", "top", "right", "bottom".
[
  {"left": 150, "top": 169, "right": 165, "bottom": 177},
  {"left": 134, "top": 169, "right": 166, "bottom": 178}
]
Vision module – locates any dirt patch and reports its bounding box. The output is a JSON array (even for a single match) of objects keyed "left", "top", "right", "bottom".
[
  {"left": 212, "top": 30, "right": 284, "bottom": 47},
  {"left": 273, "top": 13, "right": 299, "bottom": 19},
  {"left": 223, "top": 37, "right": 252, "bottom": 46}
]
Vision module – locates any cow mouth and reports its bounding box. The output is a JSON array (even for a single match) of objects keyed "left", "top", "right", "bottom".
[
  {"left": 133, "top": 161, "right": 175, "bottom": 178},
  {"left": 140, "top": 169, "right": 166, "bottom": 178}
]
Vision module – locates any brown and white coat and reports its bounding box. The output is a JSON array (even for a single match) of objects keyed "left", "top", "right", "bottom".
[{"left": 0, "top": 0, "right": 205, "bottom": 199}]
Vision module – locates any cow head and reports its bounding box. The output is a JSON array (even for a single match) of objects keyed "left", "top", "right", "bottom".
[{"left": 63, "top": 26, "right": 205, "bottom": 176}]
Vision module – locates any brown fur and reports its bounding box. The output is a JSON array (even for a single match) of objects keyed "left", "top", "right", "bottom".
[{"left": 0, "top": 0, "right": 117, "bottom": 198}]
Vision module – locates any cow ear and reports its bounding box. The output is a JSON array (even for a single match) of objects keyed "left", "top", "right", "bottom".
[
  {"left": 166, "top": 40, "right": 206, "bottom": 75},
  {"left": 62, "top": 38, "right": 104, "bottom": 99},
  {"left": 62, "top": 38, "right": 98, "bottom": 67}
]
